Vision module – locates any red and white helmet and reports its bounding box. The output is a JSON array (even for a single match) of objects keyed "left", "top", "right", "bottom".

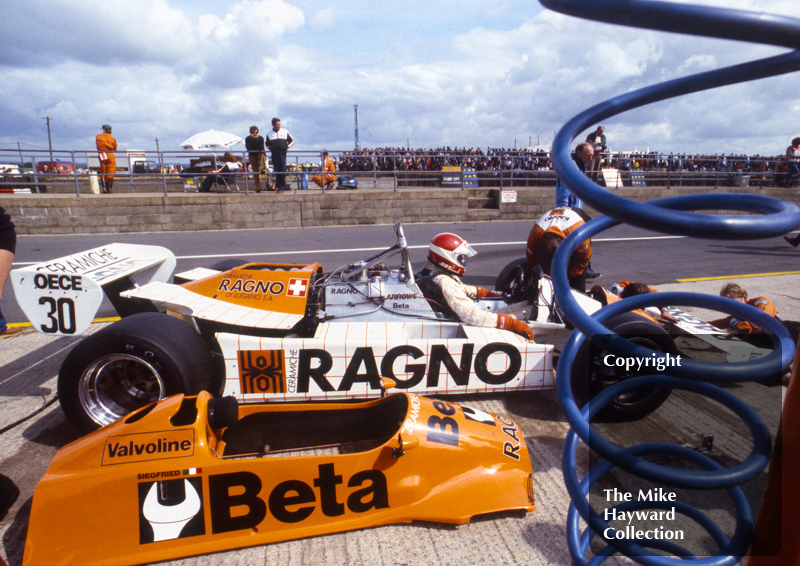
[{"left": 428, "top": 233, "right": 477, "bottom": 275}]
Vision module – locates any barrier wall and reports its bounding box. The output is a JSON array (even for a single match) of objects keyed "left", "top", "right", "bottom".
[{"left": 4, "top": 186, "right": 799, "bottom": 235}]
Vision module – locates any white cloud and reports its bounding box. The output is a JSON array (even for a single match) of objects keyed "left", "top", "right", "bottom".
[{"left": 0, "top": 0, "right": 798, "bottom": 157}]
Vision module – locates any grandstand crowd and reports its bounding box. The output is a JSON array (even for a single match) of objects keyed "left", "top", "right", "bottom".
[{"left": 337, "top": 147, "right": 792, "bottom": 175}]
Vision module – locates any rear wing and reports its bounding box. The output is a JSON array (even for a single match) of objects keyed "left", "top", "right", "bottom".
[{"left": 10, "top": 243, "right": 176, "bottom": 335}]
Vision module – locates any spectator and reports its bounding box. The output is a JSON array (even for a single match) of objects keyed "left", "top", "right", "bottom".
[
  {"left": 0, "top": 206, "right": 22, "bottom": 337},
  {"left": 312, "top": 150, "right": 337, "bottom": 190},
  {"left": 245, "top": 125, "right": 267, "bottom": 193},
  {"left": 199, "top": 152, "right": 242, "bottom": 193},
  {"left": 783, "top": 136, "right": 800, "bottom": 188},
  {"left": 266, "top": 117, "right": 294, "bottom": 192},
  {"left": 585, "top": 126, "right": 607, "bottom": 182},
  {"left": 555, "top": 142, "right": 594, "bottom": 209},
  {"left": 95, "top": 124, "right": 117, "bottom": 194}
]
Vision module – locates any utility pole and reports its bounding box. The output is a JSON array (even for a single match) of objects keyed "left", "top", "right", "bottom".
[
  {"left": 353, "top": 105, "right": 359, "bottom": 151},
  {"left": 155, "top": 137, "right": 164, "bottom": 172},
  {"left": 43, "top": 116, "right": 53, "bottom": 165},
  {"left": 17, "top": 142, "right": 24, "bottom": 167}
]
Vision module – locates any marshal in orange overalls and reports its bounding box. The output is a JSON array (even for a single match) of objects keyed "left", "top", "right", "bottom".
[{"left": 96, "top": 126, "right": 117, "bottom": 193}]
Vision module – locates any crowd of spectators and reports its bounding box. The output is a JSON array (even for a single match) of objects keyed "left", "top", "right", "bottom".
[
  {"left": 337, "top": 147, "right": 792, "bottom": 175},
  {"left": 338, "top": 147, "right": 551, "bottom": 173}
]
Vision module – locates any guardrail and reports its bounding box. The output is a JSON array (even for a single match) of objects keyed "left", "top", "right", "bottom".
[{"left": 0, "top": 148, "right": 793, "bottom": 195}]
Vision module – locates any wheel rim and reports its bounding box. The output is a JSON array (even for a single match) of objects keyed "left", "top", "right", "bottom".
[
  {"left": 590, "top": 336, "right": 666, "bottom": 407},
  {"left": 78, "top": 354, "right": 166, "bottom": 427}
]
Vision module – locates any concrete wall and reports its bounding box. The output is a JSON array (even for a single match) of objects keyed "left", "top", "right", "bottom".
[{"left": 4, "top": 185, "right": 799, "bottom": 235}]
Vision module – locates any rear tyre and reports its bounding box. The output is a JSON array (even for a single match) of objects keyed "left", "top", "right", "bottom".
[
  {"left": 58, "top": 312, "right": 215, "bottom": 434},
  {"left": 209, "top": 258, "right": 251, "bottom": 271},
  {"left": 571, "top": 318, "right": 676, "bottom": 422}
]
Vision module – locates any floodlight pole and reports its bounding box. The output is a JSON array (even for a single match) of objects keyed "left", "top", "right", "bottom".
[
  {"left": 354, "top": 105, "right": 359, "bottom": 151},
  {"left": 43, "top": 116, "right": 53, "bottom": 165}
]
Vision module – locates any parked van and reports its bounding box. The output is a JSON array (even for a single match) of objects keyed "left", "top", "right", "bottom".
[{"left": 37, "top": 161, "right": 75, "bottom": 175}]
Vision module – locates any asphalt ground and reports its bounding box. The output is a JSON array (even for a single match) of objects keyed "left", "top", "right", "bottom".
[{"left": 1, "top": 222, "right": 798, "bottom": 566}]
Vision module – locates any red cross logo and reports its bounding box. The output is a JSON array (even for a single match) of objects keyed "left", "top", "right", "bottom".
[{"left": 286, "top": 278, "right": 308, "bottom": 297}]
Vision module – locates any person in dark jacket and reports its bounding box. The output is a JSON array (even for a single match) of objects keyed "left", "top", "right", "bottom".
[
  {"left": 0, "top": 207, "right": 22, "bottom": 337},
  {"left": 266, "top": 117, "right": 294, "bottom": 191},
  {"left": 245, "top": 125, "right": 267, "bottom": 192}
]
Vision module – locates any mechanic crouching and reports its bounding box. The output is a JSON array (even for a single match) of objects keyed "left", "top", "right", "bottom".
[{"left": 416, "top": 233, "right": 535, "bottom": 340}]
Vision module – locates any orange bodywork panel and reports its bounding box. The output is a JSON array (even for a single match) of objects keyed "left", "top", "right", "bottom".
[
  {"left": 22, "top": 392, "right": 534, "bottom": 566},
  {"left": 181, "top": 262, "right": 322, "bottom": 316}
]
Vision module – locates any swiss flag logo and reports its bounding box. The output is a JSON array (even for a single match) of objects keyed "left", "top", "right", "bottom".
[{"left": 286, "top": 278, "right": 309, "bottom": 298}]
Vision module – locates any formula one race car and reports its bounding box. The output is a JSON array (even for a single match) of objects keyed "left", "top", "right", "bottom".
[
  {"left": 11, "top": 222, "right": 675, "bottom": 432},
  {"left": 22, "top": 391, "right": 534, "bottom": 565}
]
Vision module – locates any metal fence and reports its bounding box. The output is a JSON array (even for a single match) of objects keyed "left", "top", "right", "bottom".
[{"left": 0, "top": 148, "right": 793, "bottom": 196}]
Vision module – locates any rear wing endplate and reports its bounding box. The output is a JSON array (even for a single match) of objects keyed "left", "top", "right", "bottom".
[{"left": 10, "top": 243, "right": 176, "bottom": 335}]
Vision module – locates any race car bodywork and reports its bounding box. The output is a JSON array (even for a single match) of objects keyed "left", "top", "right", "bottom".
[
  {"left": 11, "top": 221, "right": 673, "bottom": 431},
  {"left": 22, "top": 391, "right": 535, "bottom": 566}
]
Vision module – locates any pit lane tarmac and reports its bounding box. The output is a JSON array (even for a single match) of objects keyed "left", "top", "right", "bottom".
[{"left": 0, "top": 275, "right": 793, "bottom": 566}]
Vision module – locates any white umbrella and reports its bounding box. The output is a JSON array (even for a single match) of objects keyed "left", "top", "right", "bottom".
[{"left": 179, "top": 129, "right": 243, "bottom": 150}]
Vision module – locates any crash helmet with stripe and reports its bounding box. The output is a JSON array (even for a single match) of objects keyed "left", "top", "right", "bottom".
[{"left": 428, "top": 233, "right": 477, "bottom": 275}]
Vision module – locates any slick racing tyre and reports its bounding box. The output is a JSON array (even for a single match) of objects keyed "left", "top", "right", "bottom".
[
  {"left": 571, "top": 314, "right": 676, "bottom": 422},
  {"left": 58, "top": 312, "right": 215, "bottom": 434},
  {"left": 209, "top": 258, "right": 252, "bottom": 271}
]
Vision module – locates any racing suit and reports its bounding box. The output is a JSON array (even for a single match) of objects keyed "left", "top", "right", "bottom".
[
  {"left": 526, "top": 207, "right": 591, "bottom": 288},
  {"left": 419, "top": 266, "right": 535, "bottom": 339}
]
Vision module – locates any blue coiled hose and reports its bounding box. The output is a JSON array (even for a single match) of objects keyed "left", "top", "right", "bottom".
[{"left": 539, "top": 0, "right": 800, "bottom": 564}]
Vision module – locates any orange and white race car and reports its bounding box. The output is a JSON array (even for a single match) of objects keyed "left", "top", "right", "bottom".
[
  {"left": 11, "top": 222, "right": 676, "bottom": 432},
  {"left": 22, "top": 391, "right": 534, "bottom": 566}
]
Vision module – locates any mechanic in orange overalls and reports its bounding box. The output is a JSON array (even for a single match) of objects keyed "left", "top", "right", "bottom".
[
  {"left": 526, "top": 207, "right": 592, "bottom": 291},
  {"left": 312, "top": 150, "right": 337, "bottom": 189},
  {"left": 711, "top": 282, "right": 779, "bottom": 334},
  {"left": 96, "top": 124, "right": 117, "bottom": 194}
]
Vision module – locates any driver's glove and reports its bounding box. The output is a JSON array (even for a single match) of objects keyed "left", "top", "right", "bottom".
[
  {"left": 497, "top": 314, "right": 535, "bottom": 340},
  {"left": 476, "top": 287, "right": 503, "bottom": 298}
]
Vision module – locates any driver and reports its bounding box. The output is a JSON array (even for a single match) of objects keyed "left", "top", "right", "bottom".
[{"left": 417, "top": 233, "right": 535, "bottom": 340}]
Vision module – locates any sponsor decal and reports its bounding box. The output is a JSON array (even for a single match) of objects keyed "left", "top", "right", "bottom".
[
  {"left": 208, "top": 464, "right": 389, "bottom": 534},
  {"left": 139, "top": 477, "right": 205, "bottom": 544},
  {"left": 286, "top": 278, "right": 309, "bottom": 298},
  {"left": 218, "top": 278, "right": 285, "bottom": 297},
  {"left": 292, "top": 342, "right": 522, "bottom": 393},
  {"left": 401, "top": 394, "right": 421, "bottom": 435},
  {"left": 35, "top": 247, "right": 122, "bottom": 275},
  {"left": 102, "top": 429, "right": 195, "bottom": 466},
  {"left": 329, "top": 287, "right": 359, "bottom": 295},
  {"left": 385, "top": 293, "right": 417, "bottom": 300},
  {"left": 137, "top": 468, "right": 203, "bottom": 481},
  {"left": 497, "top": 415, "right": 521, "bottom": 460},
  {"left": 239, "top": 350, "right": 286, "bottom": 394},
  {"left": 33, "top": 273, "right": 83, "bottom": 291}
]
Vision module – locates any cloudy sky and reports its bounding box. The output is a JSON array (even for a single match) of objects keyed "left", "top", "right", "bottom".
[{"left": 1, "top": 0, "right": 798, "bottom": 158}]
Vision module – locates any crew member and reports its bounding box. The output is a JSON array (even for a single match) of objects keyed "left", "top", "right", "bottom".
[
  {"left": 417, "top": 233, "right": 535, "bottom": 340},
  {"left": 95, "top": 124, "right": 117, "bottom": 194},
  {"left": 607, "top": 280, "right": 680, "bottom": 323},
  {"left": 713, "top": 282, "right": 778, "bottom": 334},
  {"left": 312, "top": 150, "right": 337, "bottom": 190},
  {"left": 526, "top": 207, "right": 592, "bottom": 291}
]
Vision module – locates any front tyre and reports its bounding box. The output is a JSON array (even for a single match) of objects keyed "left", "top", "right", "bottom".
[
  {"left": 58, "top": 312, "right": 215, "bottom": 434},
  {"left": 571, "top": 318, "right": 677, "bottom": 422}
]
